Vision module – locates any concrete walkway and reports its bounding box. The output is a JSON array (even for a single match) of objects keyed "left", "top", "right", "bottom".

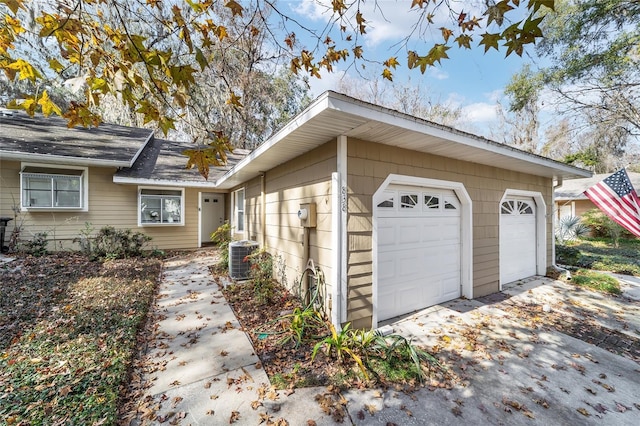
[
  {"left": 133, "top": 252, "right": 640, "bottom": 425},
  {"left": 134, "top": 250, "right": 334, "bottom": 425}
]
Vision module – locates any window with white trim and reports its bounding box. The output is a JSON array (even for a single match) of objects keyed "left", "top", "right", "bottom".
[
  {"left": 139, "top": 188, "right": 184, "bottom": 225},
  {"left": 21, "top": 165, "right": 86, "bottom": 210},
  {"left": 232, "top": 188, "right": 245, "bottom": 232}
]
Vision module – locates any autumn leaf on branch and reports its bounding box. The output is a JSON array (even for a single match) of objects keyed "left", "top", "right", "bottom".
[
  {"left": 0, "top": 0, "right": 557, "bottom": 179},
  {"left": 479, "top": 32, "right": 501, "bottom": 52},
  {"left": 37, "top": 90, "right": 61, "bottom": 117}
]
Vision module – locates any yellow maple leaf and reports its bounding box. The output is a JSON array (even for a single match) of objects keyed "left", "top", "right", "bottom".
[
  {"left": 381, "top": 68, "right": 393, "bottom": 81},
  {"left": 226, "top": 91, "right": 243, "bottom": 108},
  {"left": 7, "top": 58, "right": 41, "bottom": 81},
  {"left": 184, "top": 149, "right": 211, "bottom": 180},
  {"left": 383, "top": 56, "right": 399, "bottom": 69},
  {"left": 1, "top": 0, "right": 23, "bottom": 15},
  {"left": 37, "top": 90, "right": 62, "bottom": 117}
]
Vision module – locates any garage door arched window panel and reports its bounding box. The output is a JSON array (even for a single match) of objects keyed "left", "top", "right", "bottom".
[
  {"left": 501, "top": 200, "right": 534, "bottom": 215},
  {"left": 376, "top": 192, "right": 395, "bottom": 209},
  {"left": 424, "top": 194, "right": 440, "bottom": 210},
  {"left": 400, "top": 193, "right": 419, "bottom": 210},
  {"left": 443, "top": 195, "right": 460, "bottom": 212}
]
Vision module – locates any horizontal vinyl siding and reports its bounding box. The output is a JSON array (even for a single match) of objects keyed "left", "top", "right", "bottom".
[
  {"left": 0, "top": 161, "right": 21, "bottom": 235},
  {"left": 243, "top": 141, "right": 337, "bottom": 312},
  {"left": 346, "top": 139, "right": 553, "bottom": 326},
  {"left": 0, "top": 160, "right": 200, "bottom": 250},
  {"left": 575, "top": 199, "right": 595, "bottom": 217}
]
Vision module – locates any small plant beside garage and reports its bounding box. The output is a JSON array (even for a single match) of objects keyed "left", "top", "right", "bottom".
[{"left": 220, "top": 250, "right": 451, "bottom": 390}]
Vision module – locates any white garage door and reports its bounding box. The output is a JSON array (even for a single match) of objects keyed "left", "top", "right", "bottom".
[
  {"left": 500, "top": 197, "right": 537, "bottom": 284},
  {"left": 377, "top": 186, "right": 461, "bottom": 321}
]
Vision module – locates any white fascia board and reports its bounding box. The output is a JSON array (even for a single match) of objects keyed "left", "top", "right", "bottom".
[
  {"left": 215, "top": 93, "right": 332, "bottom": 188},
  {"left": 215, "top": 90, "right": 591, "bottom": 188},
  {"left": 0, "top": 150, "right": 131, "bottom": 167},
  {"left": 113, "top": 176, "right": 218, "bottom": 188},
  {"left": 325, "top": 93, "right": 592, "bottom": 179}
]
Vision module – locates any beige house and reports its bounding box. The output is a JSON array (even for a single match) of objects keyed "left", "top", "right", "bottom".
[
  {"left": 1, "top": 92, "right": 593, "bottom": 329},
  {"left": 555, "top": 172, "right": 640, "bottom": 221},
  {"left": 214, "top": 92, "right": 591, "bottom": 329},
  {"left": 0, "top": 109, "right": 246, "bottom": 251}
]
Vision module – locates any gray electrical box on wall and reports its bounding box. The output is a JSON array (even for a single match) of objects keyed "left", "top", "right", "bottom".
[{"left": 298, "top": 202, "right": 317, "bottom": 228}]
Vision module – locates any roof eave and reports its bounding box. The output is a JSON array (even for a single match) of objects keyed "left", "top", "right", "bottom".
[
  {"left": 325, "top": 92, "right": 592, "bottom": 180},
  {"left": 113, "top": 176, "right": 219, "bottom": 188},
  {"left": 215, "top": 91, "right": 591, "bottom": 189},
  {"left": 0, "top": 150, "right": 132, "bottom": 168},
  {"left": 214, "top": 92, "right": 332, "bottom": 189}
]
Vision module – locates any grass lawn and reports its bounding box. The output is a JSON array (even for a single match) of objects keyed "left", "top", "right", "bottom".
[
  {"left": 556, "top": 237, "right": 640, "bottom": 295},
  {"left": 557, "top": 237, "right": 640, "bottom": 276},
  {"left": 0, "top": 254, "right": 162, "bottom": 425}
]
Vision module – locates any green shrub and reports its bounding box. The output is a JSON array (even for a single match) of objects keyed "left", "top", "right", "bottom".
[
  {"left": 92, "top": 226, "right": 151, "bottom": 259},
  {"left": 210, "top": 221, "right": 232, "bottom": 269},
  {"left": 555, "top": 244, "right": 581, "bottom": 266},
  {"left": 581, "top": 209, "right": 632, "bottom": 247},
  {"left": 75, "top": 222, "right": 95, "bottom": 255},
  {"left": 247, "top": 249, "right": 275, "bottom": 303},
  {"left": 23, "top": 232, "right": 49, "bottom": 257}
]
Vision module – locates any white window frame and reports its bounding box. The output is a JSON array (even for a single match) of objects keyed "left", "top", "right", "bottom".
[
  {"left": 138, "top": 186, "right": 185, "bottom": 226},
  {"left": 232, "top": 188, "right": 245, "bottom": 234},
  {"left": 20, "top": 163, "right": 88, "bottom": 212}
]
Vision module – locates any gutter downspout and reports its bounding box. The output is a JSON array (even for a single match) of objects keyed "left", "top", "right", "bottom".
[
  {"left": 332, "top": 135, "right": 348, "bottom": 330},
  {"left": 260, "top": 173, "right": 266, "bottom": 248}
]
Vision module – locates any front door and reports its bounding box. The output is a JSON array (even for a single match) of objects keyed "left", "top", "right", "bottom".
[{"left": 200, "top": 192, "right": 224, "bottom": 244}]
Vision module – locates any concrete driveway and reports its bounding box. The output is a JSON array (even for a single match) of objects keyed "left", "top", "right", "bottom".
[
  {"left": 355, "top": 277, "right": 640, "bottom": 425},
  {"left": 134, "top": 252, "right": 640, "bottom": 425}
]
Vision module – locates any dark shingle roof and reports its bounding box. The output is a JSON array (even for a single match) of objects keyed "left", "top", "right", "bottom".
[
  {"left": 114, "top": 137, "right": 250, "bottom": 184},
  {"left": 0, "top": 110, "right": 152, "bottom": 166}
]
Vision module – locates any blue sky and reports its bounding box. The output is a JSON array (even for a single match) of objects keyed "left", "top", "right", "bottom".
[{"left": 276, "top": 0, "right": 541, "bottom": 136}]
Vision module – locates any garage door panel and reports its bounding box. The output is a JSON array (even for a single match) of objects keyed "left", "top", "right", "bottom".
[
  {"left": 378, "top": 258, "right": 395, "bottom": 280},
  {"left": 500, "top": 197, "right": 537, "bottom": 284},
  {"left": 442, "top": 276, "right": 460, "bottom": 299},
  {"left": 377, "top": 186, "right": 462, "bottom": 321},
  {"left": 398, "top": 224, "right": 421, "bottom": 245},
  {"left": 378, "top": 221, "right": 396, "bottom": 248}
]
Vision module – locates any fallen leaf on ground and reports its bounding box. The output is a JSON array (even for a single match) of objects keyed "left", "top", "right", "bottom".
[{"left": 577, "top": 407, "right": 590, "bottom": 417}]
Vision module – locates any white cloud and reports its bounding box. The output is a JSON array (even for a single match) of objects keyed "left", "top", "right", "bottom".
[
  {"left": 428, "top": 67, "right": 449, "bottom": 81},
  {"left": 307, "top": 69, "right": 348, "bottom": 98},
  {"left": 461, "top": 102, "right": 498, "bottom": 124}
]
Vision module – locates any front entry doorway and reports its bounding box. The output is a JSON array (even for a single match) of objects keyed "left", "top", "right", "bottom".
[{"left": 200, "top": 192, "right": 224, "bottom": 246}]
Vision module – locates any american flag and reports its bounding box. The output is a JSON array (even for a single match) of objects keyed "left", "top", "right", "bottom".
[{"left": 584, "top": 169, "right": 640, "bottom": 237}]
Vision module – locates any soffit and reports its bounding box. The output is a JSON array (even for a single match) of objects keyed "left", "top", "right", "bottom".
[{"left": 215, "top": 92, "right": 592, "bottom": 189}]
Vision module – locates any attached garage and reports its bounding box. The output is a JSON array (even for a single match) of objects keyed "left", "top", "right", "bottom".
[
  {"left": 499, "top": 195, "right": 539, "bottom": 286},
  {"left": 214, "top": 91, "right": 591, "bottom": 330},
  {"left": 373, "top": 177, "right": 473, "bottom": 322}
]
